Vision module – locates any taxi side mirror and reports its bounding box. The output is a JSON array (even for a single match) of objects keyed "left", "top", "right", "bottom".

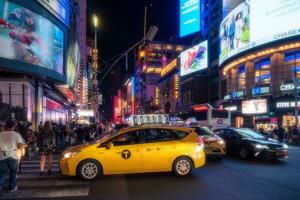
[{"left": 106, "top": 142, "right": 113, "bottom": 150}]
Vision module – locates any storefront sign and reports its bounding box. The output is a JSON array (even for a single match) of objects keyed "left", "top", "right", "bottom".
[
  {"left": 252, "top": 86, "right": 270, "bottom": 96},
  {"left": 223, "top": 91, "right": 245, "bottom": 101},
  {"left": 231, "top": 91, "right": 244, "bottom": 99},
  {"left": 242, "top": 99, "right": 268, "bottom": 114},
  {"left": 161, "top": 59, "right": 177, "bottom": 77},
  {"left": 276, "top": 101, "right": 300, "bottom": 109},
  {"left": 280, "top": 83, "right": 300, "bottom": 92},
  {"left": 224, "top": 95, "right": 231, "bottom": 101},
  {"left": 224, "top": 106, "right": 237, "bottom": 111}
]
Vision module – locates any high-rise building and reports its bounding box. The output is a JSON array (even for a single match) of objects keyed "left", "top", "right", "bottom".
[{"left": 135, "top": 41, "right": 184, "bottom": 113}]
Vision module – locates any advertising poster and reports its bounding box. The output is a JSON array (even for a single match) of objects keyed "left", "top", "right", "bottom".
[
  {"left": 242, "top": 99, "right": 267, "bottom": 114},
  {"left": 180, "top": 40, "right": 208, "bottom": 76},
  {"left": 219, "top": 0, "right": 300, "bottom": 65},
  {"left": 220, "top": 1, "right": 250, "bottom": 64},
  {"left": 180, "top": 0, "right": 200, "bottom": 37},
  {"left": 0, "top": 0, "right": 64, "bottom": 74}
]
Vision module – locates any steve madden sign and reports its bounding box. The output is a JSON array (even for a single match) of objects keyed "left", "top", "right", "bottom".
[
  {"left": 276, "top": 101, "right": 300, "bottom": 109},
  {"left": 280, "top": 84, "right": 300, "bottom": 92}
]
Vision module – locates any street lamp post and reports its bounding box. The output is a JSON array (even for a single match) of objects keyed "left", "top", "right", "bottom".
[{"left": 93, "top": 15, "right": 98, "bottom": 50}]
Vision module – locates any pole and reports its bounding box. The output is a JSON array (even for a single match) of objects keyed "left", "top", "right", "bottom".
[
  {"left": 144, "top": 6, "right": 147, "bottom": 37},
  {"left": 294, "top": 78, "right": 299, "bottom": 128},
  {"left": 95, "top": 27, "right": 97, "bottom": 50}
]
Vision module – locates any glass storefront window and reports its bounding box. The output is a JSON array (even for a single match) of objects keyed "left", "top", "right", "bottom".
[
  {"left": 282, "top": 115, "right": 300, "bottom": 128},
  {"left": 235, "top": 116, "right": 244, "bottom": 128},
  {"left": 238, "top": 65, "right": 246, "bottom": 89},
  {"left": 255, "top": 58, "right": 271, "bottom": 85},
  {"left": 285, "top": 50, "right": 300, "bottom": 78}
]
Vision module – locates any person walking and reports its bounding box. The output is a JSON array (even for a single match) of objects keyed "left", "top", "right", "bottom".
[
  {"left": 278, "top": 125, "right": 285, "bottom": 142},
  {"left": 37, "top": 121, "right": 56, "bottom": 178},
  {"left": 25, "top": 127, "right": 37, "bottom": 160},
  {"left": 292, "top": 125, "right": 299, "bottom": 144},
  {"left": 0, "top": 121, "right": 27, "bottom": 193}
]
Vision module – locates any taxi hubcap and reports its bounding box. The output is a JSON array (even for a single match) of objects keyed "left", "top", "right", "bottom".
[
  {"left": 82, "top": 162, "right": 98, "bottom": 179},
  {"left": 176, "top": 160, "right": 191, "bottom": 175}
]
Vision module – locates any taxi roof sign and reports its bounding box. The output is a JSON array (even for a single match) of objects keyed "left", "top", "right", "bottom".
[{"left": 128, "top": 114, "right": 170, "bottom": 126}]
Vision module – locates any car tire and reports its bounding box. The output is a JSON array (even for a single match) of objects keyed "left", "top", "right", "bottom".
[
  {"left": 77, "top": 159, "right": 102, "bottom": 181},
  {"left": 239, "top": 147, "right": 249, "bottom": 160},
  {"left": 173, "top": 157, "right": 193, "bottom": 177}
]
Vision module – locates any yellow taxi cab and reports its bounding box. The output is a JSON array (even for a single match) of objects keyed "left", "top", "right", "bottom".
[{"left": 60, "top": 126, "right": 206, "bottom": 180}]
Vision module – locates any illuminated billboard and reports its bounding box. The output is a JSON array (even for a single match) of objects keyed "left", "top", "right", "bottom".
[
  {"left": 0, "top": 0, "right": 64, "bottom": 74},
  {"left": 220, "top": 0, "right": 300, "bottom": 65},
  {"left": 242, "top": 99, "right": 267, "bottom": 115},
  {"left": 180, "top": 40, "right": 208, "bottom": 76},
  {"left": 180, "top": 0, "right": 200, "bottom": 37}
]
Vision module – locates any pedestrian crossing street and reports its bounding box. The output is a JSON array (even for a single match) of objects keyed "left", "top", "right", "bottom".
[{"left": 1, "top": 158, "right": 90, "bottom": 199}]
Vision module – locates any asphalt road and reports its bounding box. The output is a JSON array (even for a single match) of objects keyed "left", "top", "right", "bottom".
[{"left": 1, "top": 146, "right": 300, "bottom": 200}]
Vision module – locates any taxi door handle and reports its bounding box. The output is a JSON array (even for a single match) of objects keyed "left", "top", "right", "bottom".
[
  {"left": 156, "top": 147, "right": 161, "bottom": 151},
  {"left": 146, "top": 148, "right": 154, "bottom": 151}
]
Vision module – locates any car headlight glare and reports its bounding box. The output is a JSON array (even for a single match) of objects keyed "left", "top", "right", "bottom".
[
  {"left": 63, "top": 151, "right": 80, "bottom": 159},
  {"left": 254, "top": 144, "right": 269, "bottom": 149},
  {"left": 283, "top": 144, "right": 288, "bottom": 149},
  {"left": 218, "top": 140, "right": 224, "bottom": 145}
]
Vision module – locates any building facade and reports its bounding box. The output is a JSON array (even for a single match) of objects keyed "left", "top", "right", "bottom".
[
  {"left": 134, "top": 41, "right": 184, "bottom": 114},
  {"left": 221, "top": 41, "right": 300, "bottom": 130},
  {"left": 158, "top": 58, "right": 180, "bottom": 114},
  {"left": 0, "top": 0, "right": 85, "bottom": 129},
  {"left": 218, "top": 0, "right": 300, "bottom": 130}
]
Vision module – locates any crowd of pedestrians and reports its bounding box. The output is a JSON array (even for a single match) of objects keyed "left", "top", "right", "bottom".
[
  {"left": 0, "top": 119, "right": 119, "bottom": 194},
  {"left": 258, "top": 125, "right": 300, "bottom": 144}
]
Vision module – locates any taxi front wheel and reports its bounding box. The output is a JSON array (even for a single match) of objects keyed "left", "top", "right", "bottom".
[
  {"left": 77, "top": 159, "right": 102, "bottom": 181},
  {"left": 173, "top": 157, "right": 193, "bottom": 177}
]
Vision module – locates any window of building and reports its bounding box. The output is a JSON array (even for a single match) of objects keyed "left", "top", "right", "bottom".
[
  {"left": 284, "top": 50, "right": 300, "bottom": 78},
  {"left": 255, "top": 57, "right": 271, "bottom": 85},
  {"left": 238, "top": 64, "right": 246, "bottom": 89}
]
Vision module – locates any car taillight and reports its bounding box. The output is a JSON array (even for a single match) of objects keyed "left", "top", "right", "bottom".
[{"left": 197, "top": 136, "right": 204, "bottom": 146}]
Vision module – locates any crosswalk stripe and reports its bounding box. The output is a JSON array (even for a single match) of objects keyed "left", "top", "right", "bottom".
[
  {"left": 17, "top": 179, "right": 89, "bottom": 187},
  {"left": 21, "top": 163, "right": 59, "bottom": 168},
  {"left": 20, "top": 168, "right": 60, "bottom": 173},
  {"left": 1, "top": 187, "right": 90, "bottom": 199},
  {"left": 21, "top": 160, "right": 59, "bottom": 164}
]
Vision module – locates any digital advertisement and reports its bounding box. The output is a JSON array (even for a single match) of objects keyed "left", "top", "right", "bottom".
[
  {"left": 242, "top": 99, "right": 267, "bottom": 114},
  {"left": 219, "top": 0, "right": 300, "bottom": 65},
  {"left": 180, "top": 0, "right": 200, "bottom": 37},
  {"left": 0, "top": 0, "right": 64, "bottom": 74},
  {"left": 180, "top": 40, "right": 208, "bottom": 76}
]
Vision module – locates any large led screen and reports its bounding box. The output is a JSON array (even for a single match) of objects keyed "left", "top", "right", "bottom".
[
  {"left": 242, "top": 99, "right": 267, "bottom": 114},
  {"left": 180, "top": 0, "right": 200, "bottom": 37},
  {"left": 220, "top": 0, "right": 300, "bottom": 65},
  {"left": 180, "top": 40, "right": 208, "bottom": 76},
  {"left": 0, "top": 0, "right": 64, "bottom": 74}
]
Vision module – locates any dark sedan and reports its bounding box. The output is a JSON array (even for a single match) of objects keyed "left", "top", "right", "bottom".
[{"left": 214, "top": 128, "right": 288, "bottom": 160}]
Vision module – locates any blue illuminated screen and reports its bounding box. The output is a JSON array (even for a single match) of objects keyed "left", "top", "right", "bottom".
[{"left": 180, "top": 0, "right": 200, "bottom": 37}]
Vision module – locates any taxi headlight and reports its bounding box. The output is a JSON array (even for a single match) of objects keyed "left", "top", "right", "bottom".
[
  {"left": 283, "top": 144, "right": 288, "bottom": 149},
  {"left": 63, "top": 151, "right": 80, "bottom": 159},
  {"left": 218, "top": 140, "right": 225, "bottom": 145}
]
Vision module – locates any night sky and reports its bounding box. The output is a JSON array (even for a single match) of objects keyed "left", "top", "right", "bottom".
[{"left": 87, "top": 0, "right": 179, "bottom": 120}]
